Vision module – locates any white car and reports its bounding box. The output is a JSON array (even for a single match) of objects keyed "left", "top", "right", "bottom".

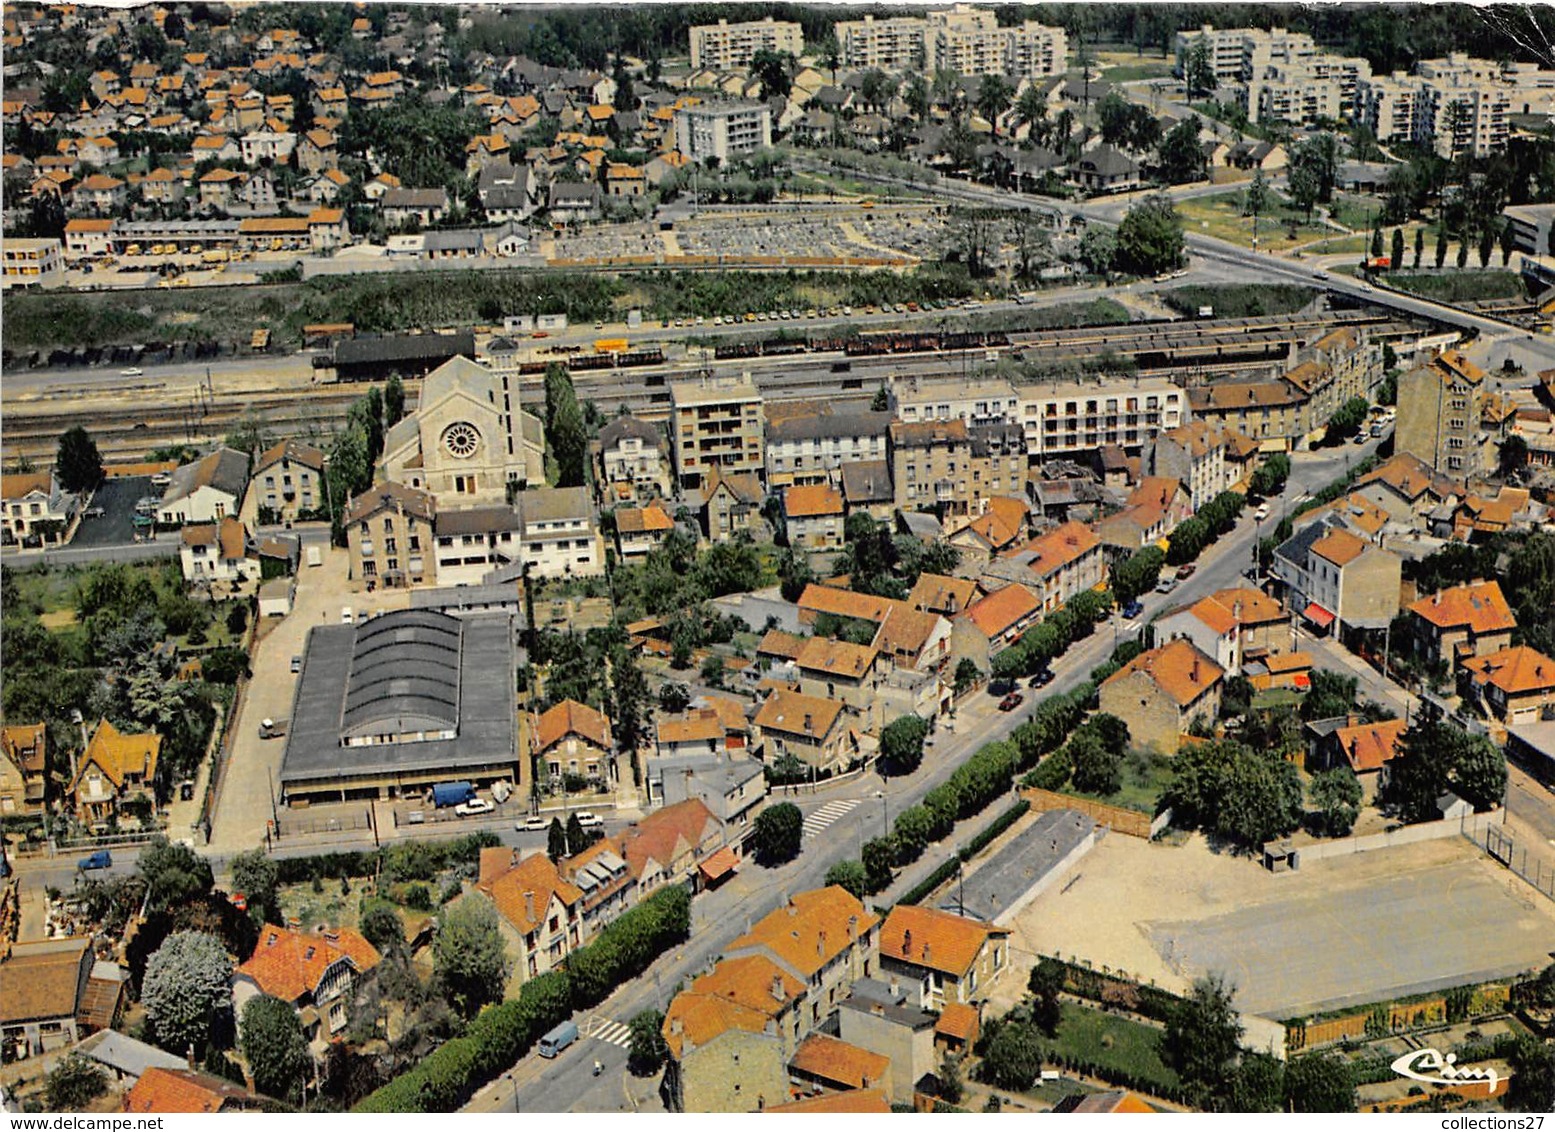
[
  {"left": 1254, "top": 503, "right": 1271, "bottom": 521},
  {"left": 341, "top": 607, "right": 354, "bottom": 624},
  {"left": 121, "top": 367, "right": 144, "bottom": 377},
  {"left": 519, "top": 815, "right": 549, "bottom": 832},
  {"left": 574, "top": 811, "right": 604, "bottom": 828},
  {"left": 455, "top": 798, "right": 495, "bottom": 817}
]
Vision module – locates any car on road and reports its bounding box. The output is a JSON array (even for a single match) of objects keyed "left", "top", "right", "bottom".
[
  {"left": 120, "top": 367, "right": 144, "bottom": 376},
  {"left": 1254, "top": 503, "right": 1271, "bottom": 521},
  {"left": 1122, "top": 599, "right": 1145, "bottom": 619},
  {"left": 454, "top": 798, "right": 495, "bottom": 817},
  {"left": 575, "top": 811, "right": 604, "bottom": 828},
  {"left": 290, "top": 655, "right": 302, "bottom": 673},
  {"left": 519, "top": 815, "right": 549, "bottom": 832},
  {"left": 998, "top": 691, "right": 1025, "bottom": 711},
  {"left": 84, "top": 506, "right": 105, "bottom": 519},
  {"left": 78, "top": 850, "right": 113, "bottom": 871},
  {"left": 1176, "top": 563, "right": 1197, "bottom": 580},
  {"left": 1155, "top": 577, "right": 1179, "bottom": 594},
  {"left": 1028, "top": 669, "right": 1055, "bottom": 689}
]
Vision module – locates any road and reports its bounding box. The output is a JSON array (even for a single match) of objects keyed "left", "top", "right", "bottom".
[{"left": 460, "top": 436, "right": 1383, "bottom": 1113}]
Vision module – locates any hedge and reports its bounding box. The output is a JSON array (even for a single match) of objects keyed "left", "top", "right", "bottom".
[
  {"left": 274, "top": 832, "right": 500, "bottom": 886},
  {"left": 353, "top": 887, "right": 690, "bottom": 1112}
]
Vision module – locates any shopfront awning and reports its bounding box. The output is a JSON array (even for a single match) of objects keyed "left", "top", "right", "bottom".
[
  {"left": 1302, "top": 602, "right": 1336, "bottom": 628},
  {"left": 699, "top": 846, "right": 740, "bottom": 882}
]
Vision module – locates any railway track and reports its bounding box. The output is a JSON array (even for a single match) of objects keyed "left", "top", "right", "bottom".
[{"left": 0, "top": 311, "right": 1404, "bottom": 463}]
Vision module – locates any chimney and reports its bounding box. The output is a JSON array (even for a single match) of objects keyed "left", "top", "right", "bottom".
[
  {"left": 523, "top": 890, "right": 536, "bottom": 922},
  {"left": 847, "top": 914, "right": 858, "bottom": 942},
  {"left": 1191, "top": 656, "right": 1201, "bottom": 682},
  {"left": 771, "top": 975, "right": 785, "bottom": 1001},
  {"left": 901, "top": 928, "right": 912, "bottom": 956},
  {"left": 322, "top": 928, "right": 339, "bottom": 944},
  {"left": 670, "top": 1015, "right": 684, "bottom": 1035},
  {"left": 922, "top": 942, "right": 931, "bottom": 964},
  {"left": 803, "top": 713, "right": 813, "bottom": 732},
  {"left": 817, "top": 929, "right": 827, "bottom": 957},
  {"left": 889, "top": 976, "right": 900, "bottom": 1000}
]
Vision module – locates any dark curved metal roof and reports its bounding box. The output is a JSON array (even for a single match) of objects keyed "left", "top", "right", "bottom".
[{"left": 341, "top": 610, "right": 462, "bottom": 736}]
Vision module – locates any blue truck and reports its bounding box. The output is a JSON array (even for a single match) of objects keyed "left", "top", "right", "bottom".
[
  {"left": 431, "top": 781, "right": 475, "bottom": 809},
  {"left": 78, "top": 850, "right": 113, "bottom": 871}
]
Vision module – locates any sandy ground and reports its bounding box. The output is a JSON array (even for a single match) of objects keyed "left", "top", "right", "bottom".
[{"left": 1009, "top": 831, "right": 1555, "bottom": 1018}]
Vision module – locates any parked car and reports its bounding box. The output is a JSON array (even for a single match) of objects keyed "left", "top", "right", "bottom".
[
  {"left": 1254, "top": 503, "right": 1271, "bottom": 522},
  {"left": 84, "top": 506, "right": 105, "bottom": 519},
  {"left": 290, "top": 655, "right": 302, "bottom": 673},
  {"left": 1176, "top": 563, "right": 1197, "bottom": 580},
  {"left": 1028, "top": 669, "right": 1055, "bottom": 689},
  {"left": 406, "top": 810, "right": 425, "bottom": 825},
  {"left": 120, "top": 367, "right": 143, "bottom": 377},
  {"left": 78, "top": 850, "right": 112, "bottom": 871},
  {"left": 520, "top": 815, "right": 549, "bottom": 832},
  {"left": 1122, "top": 599, "right": 1145, "bottom": 619},
  {"left": 259, "top": 718, "right": 287, "bottom": 739},
  {"left": 574, "top": 811, "right": 604, "bottom": 828},
  {"left": 998, "top": 692, "right": 1025, "bottom": 712},
  {"left": 1155, "top": 577, "right": 1179, "bottom": 594},
  {"left": 341, "top": 607, "right": 354, "bottom": 624},
  {"left": 454, "top": 798, "right": 495, "bottom": 817}
]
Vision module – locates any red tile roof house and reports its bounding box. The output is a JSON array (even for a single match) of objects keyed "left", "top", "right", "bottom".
[
  {"left": 1097, "top": 639, "right": 1224, "bottom": 755},
  {"left": 1460, "top": 646, "right": 1555, "bottom": 727},
  {"left": 1407, "top": 580, "right": 1517, "bottom": 670},
  {"left": 232, "top": 923, "right": 380, "bottom": 1042}
]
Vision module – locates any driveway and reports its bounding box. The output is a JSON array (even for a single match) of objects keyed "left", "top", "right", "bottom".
[{"left": 70, "top": 475, "right": 159, "bottom": 548}]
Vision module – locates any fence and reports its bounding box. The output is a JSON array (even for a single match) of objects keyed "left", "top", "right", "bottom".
[
  {"left": 1469, "top": 820, "right": 1555, "bottom": 903},
  {"left": 1022, "top": 787, "right": 1157, "bottom": 839},
  {"left": 1269, "top": 810, "right": 1500, "bottom": 868}
]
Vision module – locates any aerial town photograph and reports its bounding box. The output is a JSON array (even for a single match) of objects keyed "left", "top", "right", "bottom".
[{"left": 2, "top": 0, "right": 1555, "bottom": 1121}]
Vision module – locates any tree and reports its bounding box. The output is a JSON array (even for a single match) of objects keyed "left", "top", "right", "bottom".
[
  {"left": 1309, "top": 768, "right": 1362, "bottom": 837},
  {"left": 871, "top": 382, "right": 890, "bottom": 412},
  {"left": 56, "top": 426, "right": 104, "bottom": 493},
  {"left": 862, "top": 836, "right": 896, "bottom": 893},
  {"left": 1507, "top": 1034, "right": 1555, "bottom": 1113},
  {"left": 1390, "top": 227, "right": 1405, "bottom": 270},
  {"left": 45, "top": 1054, "right": 108, "bottom": 1111},
  {"left": 892, "top": 806, "right": 935, "bottom": 863},
  {"left": 627, "top": 1009, "right": 669, "bottom": 1076},
  {"left": 1185, "top": 39, "right": 1216, "bottom": 100},
  {"left": 138, "top": 839, "right": 215, "bottom": 912},
  {"left": 1069, "top": 729, "right": 1123, "bottom": 796},
  {"left": 1302, "top": 669, "right": 1359, "bottom": 722},
  {"left": 1243, "top": 167, "right": 1268, "bottom": 219},
  {"left": 658, "top": 682, "right": 691, "bottom": 714},
  {"left": 1413, "top": 226, "right": 1425, "bottom": 269},
  {"left": 1477, "top": 227, "right": 1495, "bottom": 268},
  {"left": 904, "top": 73, "right": 930, "bottom": 120},
  {"left": 824, "top": 859, "right": 868, "bottom": 899},
  {"left": 954, "top": 658, "right": 982, "bottom": 695},
  {"left": 752, "top": 802, "right": 803, "bottom": 865},
  {"left": 1386, "top": 718, "right": 1505, "bottom": 822},
  {"left": 1326, "top": 396, "right": 1369, "bottom": 442},
  {"left": 143, "top": 931, "right": 234, "bottom": 1055},
  {"left": 1287, "top": 150, "right": 1322, "bottom": 220},
  {"left": 240, "top": 994, "right": 310, "bottom": 1101},
  {"left": 980, "top": 1019, "right": 1046, "bottom": 1090},
  {"left": 230, "top": 848, "right": 280, "bottom": 925},
  {"left": 1370, "top": 226, "right": 1384, "bottom": 260},
  {"left": 1077, "top": 226, "right": 1117, "bottom": 276},
  {"left": 566, "top": 812, "right": 588, "bottom": 855},
  {"left": 547, "top": 816, "right": 568, "bottom": 861},
  {"left": 699, "top": 655, "right": 725, "bottom": 688},
  {"left": 1163, "top": 973, "right": 1243, "bottom": 1110},
  {"left": 750, "top": 48, "right": 793, "bottom": 100},
  {"left": 1112, "top": 546, "right": 1165, "bottom": 605},
  {"left": 1456, "top": 238, "right": 1470, "bottom": 268},
  {"left": 1114, "top": 194, "right": 1184, "bottom": 276},
  {"left": 1500, "top": 434, "right": 1530, "bottom": 479},
  {"left": 939, "top": 1052, "right": 965, "bottom": 1103},
  {"left": 433, "top": 898, "right": 507, "bottom": 1019},
  {"left": 1156, "top": 117, "right": 1206, "bottom": 184},
  {"left": 1249, "top": 452, "right": 1291, "bottom": 498},
  {"left": 609, "top": 645, "right": 650, "bottom": 768},
  {"left": 1284, "top": 1052, "right": 1358, "bottom": 1112},
  {"left": 1028, "top": 957, "right": 1066, "bottom": 1036},
  {"left": 384, "top": 373, "right": 406, "bottom": 427},
  {"left": 975, "top": 74, "right": 1013, "bottom": 131},
  {"left": 1435, "top": 226, "right": 1449, "bottom": 268},
  {"left": 358, "top": 900, "right": 404, "bottom": 955},
  {"left": 1233, "top": 1050, "right": 1286, "bottom": 1112},
  {"left": 880, "top": 714, "right": 930, "bottom": 776}
]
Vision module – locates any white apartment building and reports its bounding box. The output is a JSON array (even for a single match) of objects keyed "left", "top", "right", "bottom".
[
  {"left": 1174, "top": 24, "right": 1255, "bottom": 84},
  {"left": 1245, "top": 54, "right": 1371, "bottom": 125},
  {"left": 894, "top": 378, "right": 1021, "bottom": 428},
  {"left": 1176, "top": 25, "right": 1316, "bottom": 85},
  {"left": 515, "top": 486, "right": 603, "bottom": 580},
  {"left": 1, "top": 238, "right": 65, "bottom": 289},
  {"left": 924, "top": 6, "right": 1066, "bottom": 79},
  {"left": 1357, "top": 52, "right": 1551, "bottom": 157},
  {"left": 765, "top": 408, "right": 892, "bottom": 488},
  {"left": 1359, "top": 72, "right": 1423, "bottom": 144},
  {"left": 689, "top": 17, "right": 802, "bottom": 71},
  {"left": 834, "top": 14, "right": 927, "bottom": 71},
  {"left": 240, "top": 129, "right": 296, "bottom": 165},
  {"left": 669, "top": 376, "right": 765, "bottom": 489},
  {"left": 674, "top": 101, "right": 772, "bottom": 163},
  {"left": 1014, "top": 378, "right": 1187, "bottom": 460}
]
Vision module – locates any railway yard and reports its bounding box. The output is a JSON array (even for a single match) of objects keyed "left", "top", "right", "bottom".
[{"left": 1, "top": 308, "right": 1409, "bottom": 465}]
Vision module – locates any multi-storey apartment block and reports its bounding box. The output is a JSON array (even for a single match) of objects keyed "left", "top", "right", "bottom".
[
  {"left": 670, "top": 376, "right": 765, "bottom": 490},
  {"left": 689, "top": 18, "right": 803, "bottom": 71}
]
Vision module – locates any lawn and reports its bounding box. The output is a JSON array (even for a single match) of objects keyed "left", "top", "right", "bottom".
[
  {"left": 1050, "top": 1002, "right": 1180, "bottom": 1094},
  {"left": 1098, "top": 60, "right": 1174, "bottom": 83},
  {"left": 1162, "top": 283, "right": 1315, "bottom": 318},
  {"left": 1065, "top": 750, "right": 1173, "bottom": 815},
  {"left": 1175, "top": 191, "right": 1336, "bottom": 254},
  {"left": 1387, "top": 269, "right": 1527, "bottom": 304}
]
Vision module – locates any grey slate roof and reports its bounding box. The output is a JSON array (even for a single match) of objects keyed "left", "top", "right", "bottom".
[
  {"left": 598, "top": 415, "right": 662, "bottom": 450},
  {"left": 162, "top": 446, "right": 249, "bottom": 505},
  {"left": 280, "top": 610, "right": 516, "bottom": 788},
  {"left": 335, "top": 330, "right": 475, "bottom": 368},
  {"left": 75, "top": 1030, "right": 186, "bottom": 1080},
  {"left": 516, "top": 486, "right": 592, "bottom": 528},
  {"left": 841, "top": 460, "right": 893, "bottom": 505},
  {"left": 767, "top": 408, "right": 891, "bottom": 444},
  {"left": 435, "top": 505, "right": 520, "bottom": 537}
]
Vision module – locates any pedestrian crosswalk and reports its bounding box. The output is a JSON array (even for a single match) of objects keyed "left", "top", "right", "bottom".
[
  {"left": 587, "top": 1016, "right": 632, "bottom": 1048},
  {"left": 803, "top": 799, "right": 860, "bottom": 838}
]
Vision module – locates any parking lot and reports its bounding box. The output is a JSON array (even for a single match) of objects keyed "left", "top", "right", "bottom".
[{"left": 71, "top": 476, "right": 160, "bottom": 548}]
